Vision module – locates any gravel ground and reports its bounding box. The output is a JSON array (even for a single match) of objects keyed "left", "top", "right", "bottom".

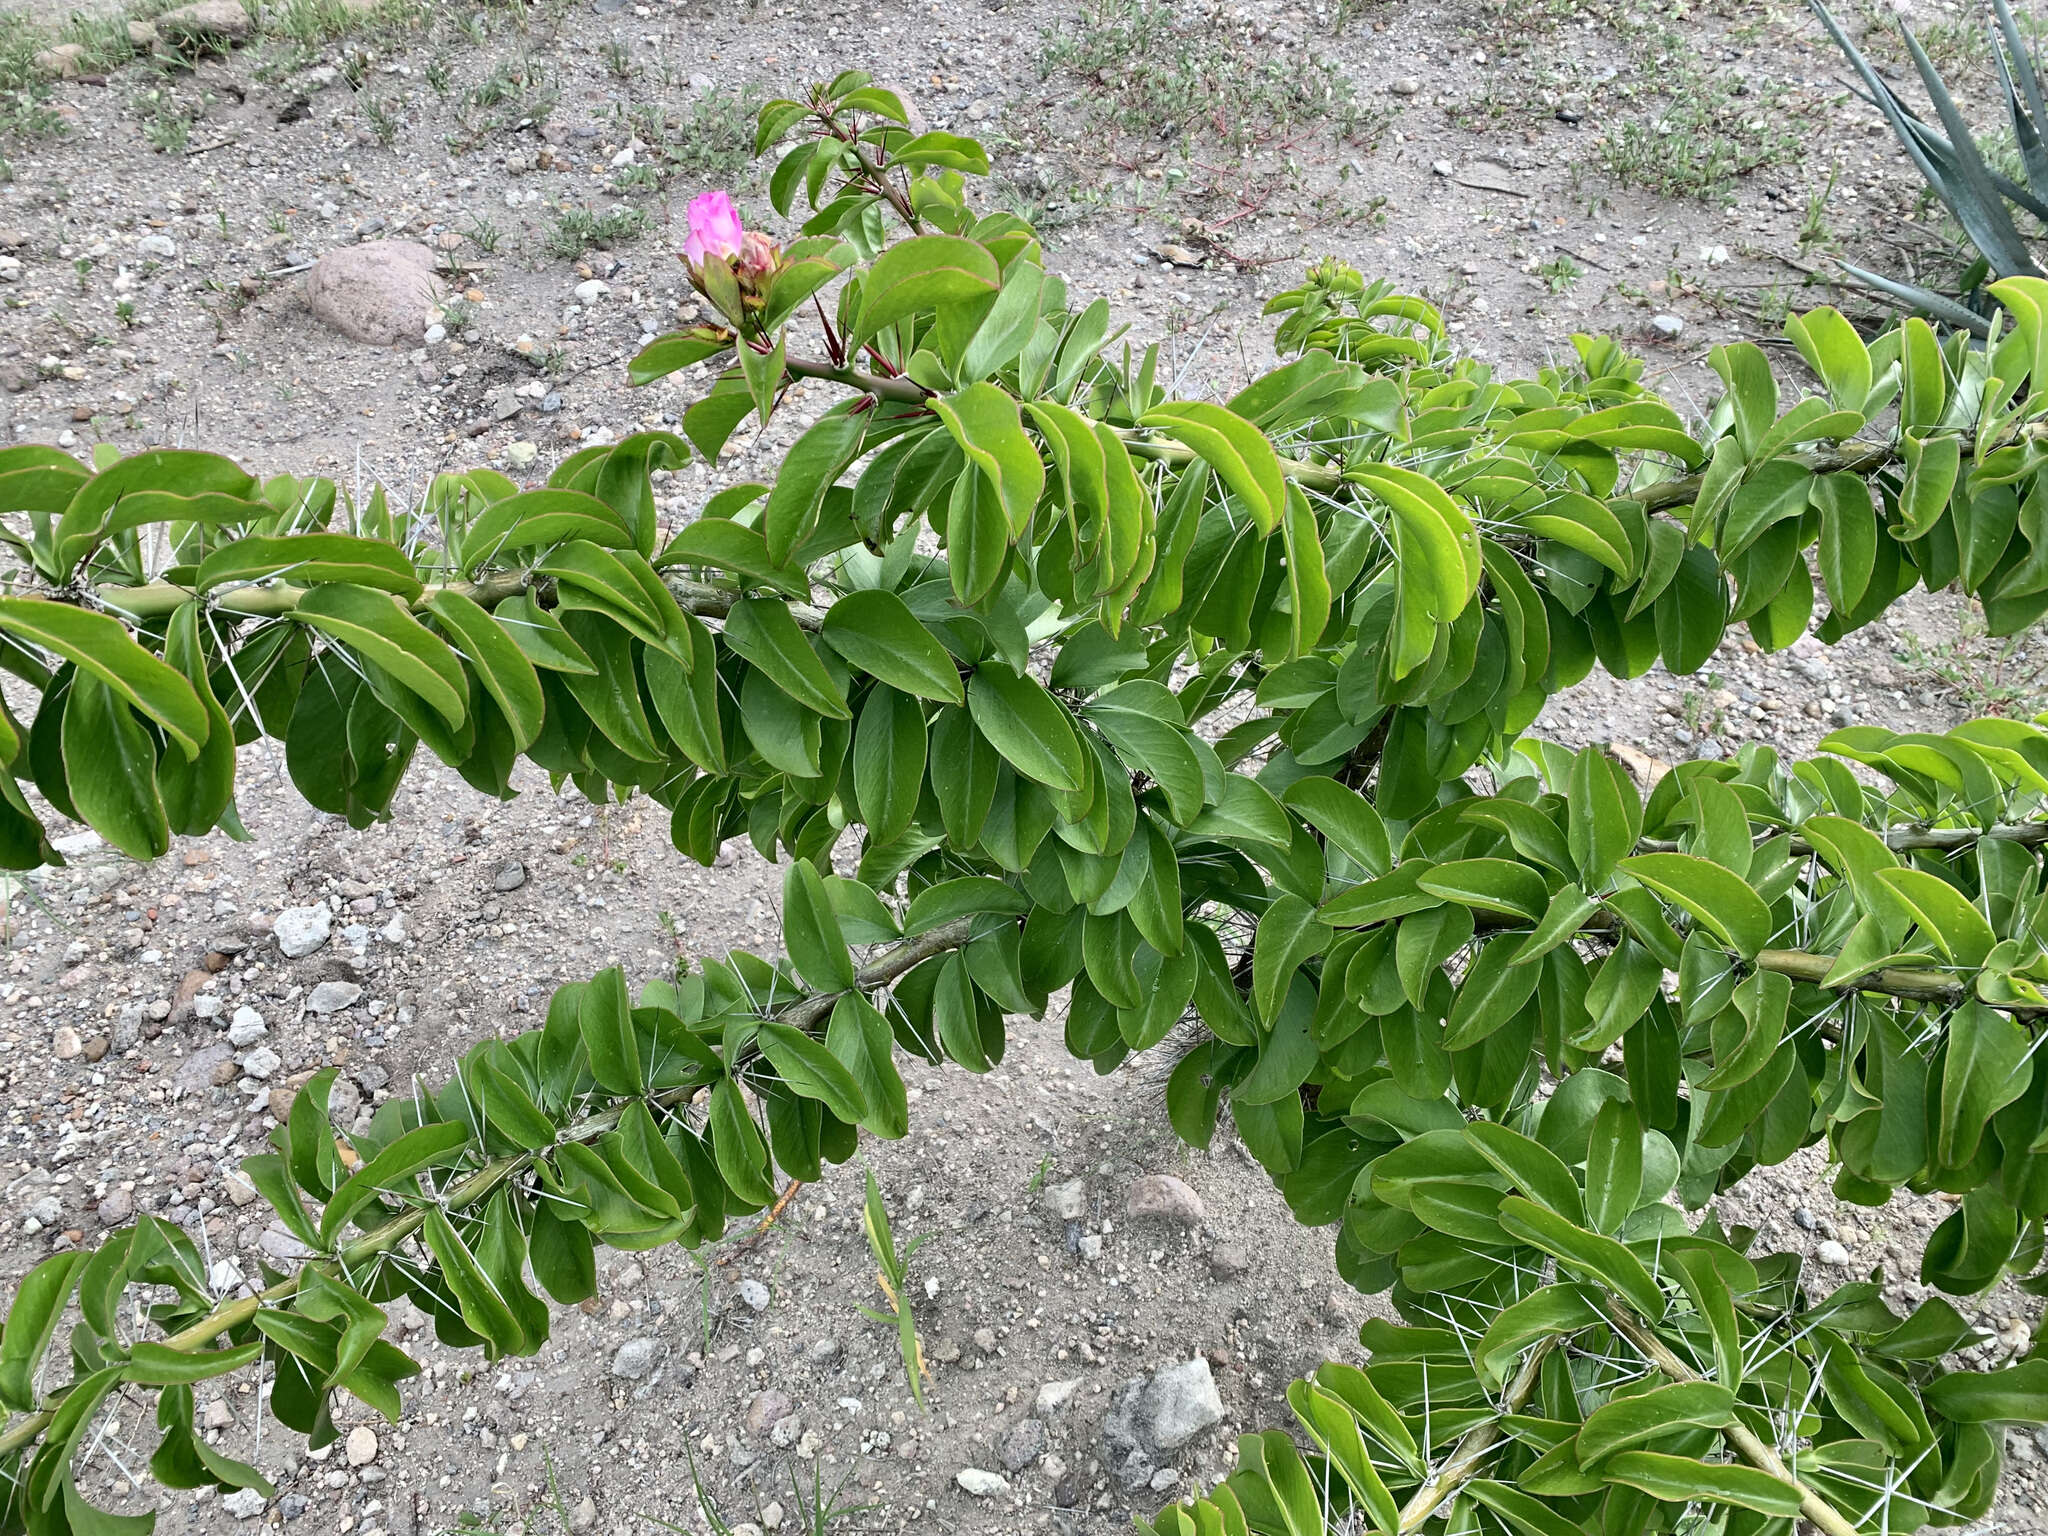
[{"left": 0, "top": 0, "right": 2043, "bottom": 1532}]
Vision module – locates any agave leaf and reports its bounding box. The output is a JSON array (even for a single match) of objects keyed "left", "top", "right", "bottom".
[
  {"left": 1992, "top": 0, "right": 2048, "bottom": 198},
  {"left": 1834, "top": 260, "right": 1991, "bottom": 335}
]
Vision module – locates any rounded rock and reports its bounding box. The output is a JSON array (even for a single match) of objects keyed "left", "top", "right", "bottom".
[
  {"left": 305, "top": 241, "right": 446, "bottom": 347},
  {"left": 1127, "top": 1173, "right": 1205, "bottom": 1227}
]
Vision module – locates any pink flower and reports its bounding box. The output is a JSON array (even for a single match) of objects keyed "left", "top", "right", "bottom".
[{"left": 683, "top": 190, "right": 743, "bottom": 265}]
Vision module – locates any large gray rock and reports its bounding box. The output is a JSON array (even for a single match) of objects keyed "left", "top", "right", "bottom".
[
  {"left": 1102, "top": 1356, "right": 1226, "bottom": 1488},
  {"left": 305, "top": 241, "right": 444, "bottom": 346},
  {"left": 1141, "top": 1356, "right": 1224, "bottom": 1450}
]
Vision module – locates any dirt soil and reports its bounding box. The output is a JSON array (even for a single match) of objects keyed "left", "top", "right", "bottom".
[{"left": 0, "top": 0, "right": 2044, "bottom": 1532}]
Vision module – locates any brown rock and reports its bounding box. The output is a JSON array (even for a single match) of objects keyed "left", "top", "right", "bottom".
[
  {"left": 157, "top": 1, "right": 254, "bottom": 46},
  {"left": 128, "top": 20, "right": 159, "bottom": 47},
  {"left": 35, "top": 44, "right": 85, "bottom": 80},
  {"left": 304, "top": 241, "right": 444, "bottom": 346},
  {"left": 1127, "top": 1173, "right": 1206, "bottom": 1228},
  {"left": 80, "top": 1036, "right": 109, "bottom": 1063}
]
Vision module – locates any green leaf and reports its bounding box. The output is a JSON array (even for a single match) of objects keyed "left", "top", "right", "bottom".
[
  {"left": 1938, "top": 1001, "right": 2032, "bottom": 1169},
  {"left": 783, "top": 857, "right": 857, "bottom": 992},
  {"left": 709, "top": 1077, "right": 779, "bottom": 1208},
  {"left": 1252, "top": 894, "right": 1329, "bottom": 1025},
  {"left": 853, "top": 684, "right": 926, "bottom": 845},
  {"left": 763, "top": 412, "right": 865, "bottom": 565},
  {"left": 655, "top": 518, "right": 808, "bottom": 599},
  {"left": 424, "top": 591, "right": 544, "bottom": 752},
  {"left": 319, "top": 1120, "right": 473, "bottom": 1245},
  {"left": 1876, "top": 866, "right": 1997, "bottom": 967},
  {"left": 0, "top": 598, "right": 207, "bottom": 757},
  {"left": 1419, "top": 857, "right": 1549, "bottom": 920},
  {"left": 0, "top": 1253, "right": 81, "bottom": 1412},
  {"left": 1140, "top": 400, "right": 1287, "bottom": 535},
  {"left": 1601, "top": 1451, "right": 1802, "bottom": 1517},
  {"left": 724, "top": 597, "right": 850, "bottom": 720},
  {"left": 821, "top": 589, "right": 964, "bottom": 703},
  {"left": 1585, "top": 1098, "right": 1643, "bottom": 1234},
  {"left": 756, "top": 1020, "right": 868, "bottom": 1122},
  {"left": 904, "top": 875, "right": 1031, "bottom": 935},
  {"left": 196, "top": 532, "right": 423, "bottom": 598},
  {"left": 826, "top": 993, "right": 909, "bottom": 1139},
  {"left": 852, "top": 234, "right": 1001, "bottom": 347},
  {"left": 295, "top": 586, "right": 466, "bottom": 729},
  {"left": 62, "top": 670, "right": 169, "bottom": 861},
  {"left": 1618, "top": 853, "right": 1773, "bottom": 959},
  {"left": 1577, "top": 1381, "right": 1735, "bottom": 1465},
  {"left": 934, "top": 382, "right": 1046, "bottom": 536},
  {"left": 1923, "top": 1359, "right": 2048, "bottom": 1422},
  {"left": 968, "top": 662, "right": 1086, "bottom": 791},
  {"left": 1497, "top": 1195, "right": 1665, "bottom": 1319}
]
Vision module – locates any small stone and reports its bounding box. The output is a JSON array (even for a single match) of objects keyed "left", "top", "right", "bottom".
[
  {"left": 809, "top": 1337, "right": 843, "bottom": 1363},
  {"left": 127, "top": 20, "right": 158, "bottom": 46},
  {"left": 1649, "top": 312, "right": 1685, "bottom": 341},
  {"left": 203, "top": 1399, "right": 235, "bottom": 1430},
  {"left": 1127, "top": 1174, "right": 1205, "bottom": 1227},
  {"left": 137, "top": 234, "right": 178, "bottom": 260},
  {"left": 224, "top": 1171, "right": 258, "bottom": 1207},
  {"left": 97, "top": 1189, "right": 133, "bottom": 1226},
  {"left": 998, "top": 1417, "right": 1046, "bottom": 1472},
  {"left": 26, "top": 1196, "right": 61, "bottom": 1227},
  {"left": 1432, "top": 158, "right": 1454, "bottom": 176},
  {"left": 1077, "top": 1233, "right": 1103, "bottom": 1261},
  {"left": 222, "top": 1488, "right": 268, "bottom": 1519},
  {"left": 423, "top": 323, "right": 447, "bottom": 345},
  {"left": 569, "top": 1497, "right": 598, "bottom": 1533},
  {"left": 745, "top": 1389, "right": 794, "bottom": 1436},
  {"left": 492, "top": 858, "right": 527, "bottom": 892},
  {"left": 610, "top": 1338, "right": 662, "bottom": 1380},
  {"left": 574, "top": 279, "right": 610, "bottom": 305},
  {"left": 973, "top": 1327, "right": 998, "bottom": 1354},
  {"left": 274, "top": 904, "right": 332, "bottom": 958},
  {"left": 227, "top": 1007, "right": 267, "bottom": 1046},
  {"left": 955, "top": 1469, "right": 1009, "bottom": 1498},
  {"left": 1208, "top": 1243, "right": 1249, "bottom": 1278},
  {"left": 770, "top": 1414, "right": 803, "bottom": 1449},
  {"left": 758, "top": 1501, "right": 785, "bottom": 1532},
  {"left": 738, "top": 1277, "right": 771, "bottom": 1311},
  {"left": 1389, "top": 76, "right": 1421, "bottom": 95},
  {"left": 1043, "top": 1178, "right": 1086, "bottom": 1222},
  {"left": 1816, "top": 1240, "right": 1853, "bottom": 1268},
  {"left": 240, "top": 1046, "right": 282, "bottom": 1081},
  {"left": 345, "top": 1427, "right": 378, "bottom": 1466},
  {"left": 1035, "top": 1379, "right": 1080, "bottom": 1418},
  {"left": 52, "top": 1027, "right": 82, "bottom": 1061},
  {"left": 306, "top": 980, "right": 362, "bottom": 1014},
  {"left": 505, "top": 441, "right": 539, "bottom": 469},
  {"left": 1793, "top": 1207, "right": 1818, "bottom": 1232}
]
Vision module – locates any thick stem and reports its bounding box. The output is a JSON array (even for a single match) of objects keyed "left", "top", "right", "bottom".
[
  {"left": 1395, "top": 1334, "right": 1555, "bottom": 1531},
  {"left": 90, "top": 573, "right": 826, "bottom": 632},
  {"left": 1640, "top": 819, "right": 2048, "bottom": 858},
  {"left": 1605, "top": 1305, "right": 1863, "bottom": 1536}
]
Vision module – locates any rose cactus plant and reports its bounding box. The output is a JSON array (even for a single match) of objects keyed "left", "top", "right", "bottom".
[{"left": 0, "top": 67, "right": 2044, "bottom": 1536}]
